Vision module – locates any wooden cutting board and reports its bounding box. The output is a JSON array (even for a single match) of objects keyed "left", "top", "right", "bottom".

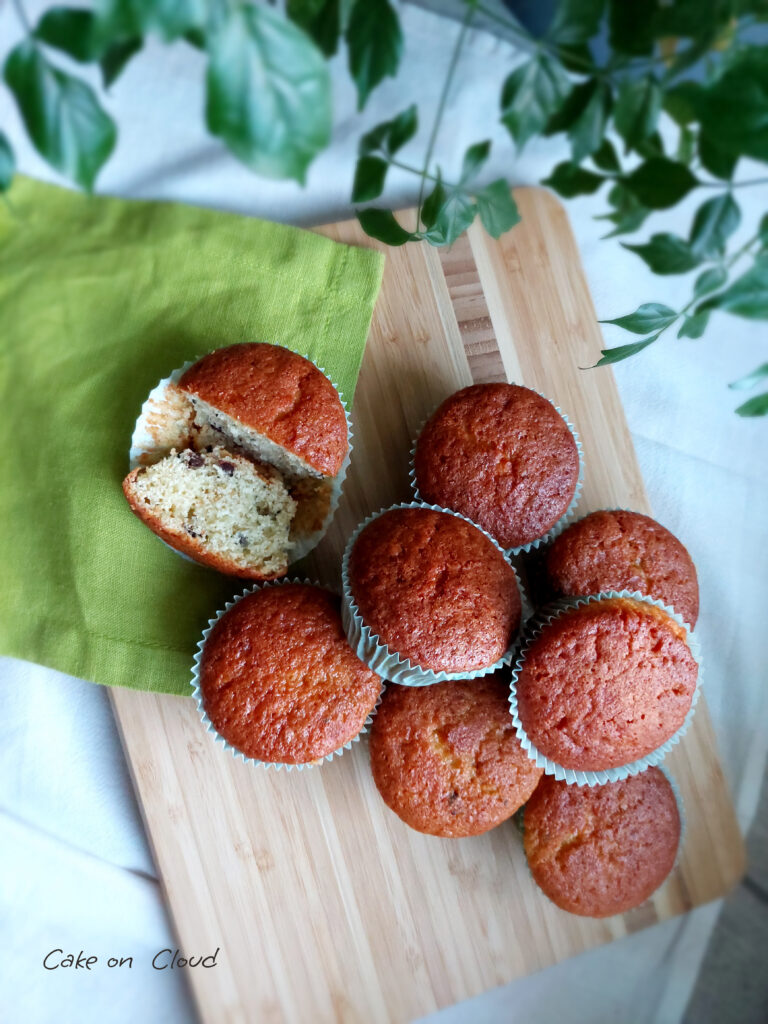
[{"left": 110, "top": 188, "right": 745, "bottom": 1024}]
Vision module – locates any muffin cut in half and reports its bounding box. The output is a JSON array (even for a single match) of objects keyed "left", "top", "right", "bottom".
[{"left": 123, "top": 343, "right": 349, "bottom": 578}]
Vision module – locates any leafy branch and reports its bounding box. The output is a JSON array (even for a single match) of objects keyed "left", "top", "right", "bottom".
[{"left": 1, "top": 0, "right": 767, "bottom": 414}]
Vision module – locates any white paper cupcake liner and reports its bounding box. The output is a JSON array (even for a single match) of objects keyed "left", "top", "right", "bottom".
[
  {"left": 128, "top": 348, "right": 353, "bottom": 566},
  {"left": 341, "top": 502, "right": 532, "bottom": 687},
  {"left": 543, "top": 506, "right": 699, "bottom": 632},
  {"left": 408, "top": 386, "right": 584, "bottom": 557},
  {"left": 191, "top": 577, "right": 383, "bottom": 771},
  {"left": 508, "top": 590, "right": 702, "bottom": 787}
]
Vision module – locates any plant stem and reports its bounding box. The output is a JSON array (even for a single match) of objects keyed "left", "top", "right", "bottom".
[
  {"left": 698, "top": 177, "right": 768, "bottom": 189},
  {"left": 416, "top": 3, "right": 475, "bottom": 230},
  {"left": 11, "top": 0, "right": 32, "bottom": 34},
  {"left": 390, "top": 158, "right": 457, "bottom": 189}
]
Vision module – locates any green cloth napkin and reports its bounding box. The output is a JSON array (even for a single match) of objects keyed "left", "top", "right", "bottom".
[{"left": 0, "top": 176, "right": 383, "bottom": 696}]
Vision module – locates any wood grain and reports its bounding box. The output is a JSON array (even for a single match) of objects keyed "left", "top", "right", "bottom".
[{"left": 110, "top": 188, "right": 745, "bottom": 1024}]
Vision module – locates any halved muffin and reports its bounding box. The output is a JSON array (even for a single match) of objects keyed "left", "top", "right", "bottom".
[{"left": 123, "top": 343, "right": 349, "bottom": 578}]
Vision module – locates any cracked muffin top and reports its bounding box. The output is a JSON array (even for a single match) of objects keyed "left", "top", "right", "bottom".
[
  {"left": 515, "top": 597, "right": 697, "bottom": 772},
  {"left": 199, "top": 583, "right": 381, "bottom": 764},
  {"left": 523, "top": 768, "right": 681, "bottom": 917},
  {"left": 347, "top": 507, "right": 521, "bottom": 673},
  {"left": 369, "top": 676, "right": 543, "bottom": 837},
  {"left": 546, "top": 509, "right": 699, "bottom": 627},
  {"left": 179, "top": 343, "right": 348, "bottom": 477},
  {"left": 413, "top": 384, "right": 580, "bottom": 550}
]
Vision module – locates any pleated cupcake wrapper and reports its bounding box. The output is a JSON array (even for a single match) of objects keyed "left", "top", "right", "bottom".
[
  {"left": 407, "top": 387, "right": 584, "bottom": 557},
  {"left": 128, "top": 351, "right": 353, "bottom": 565},
  {"left": 508, "top": 590, "right": 702, "bottom": 787},
  {"left": 547, "top": 506, "right": 698, "bottom": 632},
  {"left": 341, "top": 501, "right": 532, "bottom": 688},
  {"left": 191, "top": 577, "right": 383, "bottom": 771}
]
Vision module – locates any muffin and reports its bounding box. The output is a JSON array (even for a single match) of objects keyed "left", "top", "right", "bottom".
[
  {"left": 197, "top": 583, "right": 381, "bottom": 765},
  {"left": 370, "top": 676, "right": 543, "bottom": 837},
  {"left": 345, "top": 505, "right": 522, "bottom": 684},
  {"left": 512, "top": 596, "right": 698, "bottom": 776},
  {"left": 123, "top": 343, "right": 349, "bottom": 577},
  {"left": 523, "top": 769, "right": 681, "bottom": 917},
  {"left": 546, "top": 509, "right": 699, "bottom": 627},
  {"left": 413, "top": 384, "right": 580, "bottom": 551}
]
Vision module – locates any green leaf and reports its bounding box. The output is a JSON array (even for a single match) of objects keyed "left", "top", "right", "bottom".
[
  {"left": 545, "top": 79, "right": 597, "bottom": 135},
  {"left": 694, "top": 266, "right": 727, "bottom": 298},
  {"left": 730, "top": 362, "right": 768, "bottom": 390},
  {"left": 544, "top": 162, "right": 604, "bottom": 198},
  {"left": 677, "top": 311, "right": 710, "bottom": 338},
  {"left": 500, "top": 54, "right": 572, "bottom": 150},
  {"left": 569, "top": 81, "right": 611, "bottom": 162},
  {"left": 596, "top": 182, "right": 649, "bottom": 237},
  {"left": 0, "top": 131, "right": 15, "bottom": 191},
  {"left": 700, "top": 254, "right": 768, "bottom": 319},
  {"left": 689, "top": 194, "right": 740, "bottom": 258},
  {"left": 205, "top": 5, "right": 331, "bottom": 184},
  {"left": 623, "top": 234, "right": 701, "bottom": 274},
  {"left": 549, "top": 0, "right": 605, "bottom": 44},
  {"left": 359, "top": 105, "right": 417, "bottom": 157},
  {"left": 3, "top": 40, "right": 116, "bottom": 191},
  {"left": 592, "top": 139, "right": 620, "bottom": 172},
  {"left": 421, "top": 174, "right": 446, "bottom": 231},
  {"left": 635, "top": 130, "right": 665, "bottom": 160},
  {"left": 461, "top": 141, "right": 491, "bottom": 184},
  {"left": 663, "top": 81, "right": 703, "bottom": 126},
  {"left": 608, "top": 0, "right": 655, "bottom": 55},
  {"left": 623, "top": 158, "right": 698, "bottom": 209},
  {"left": 287, "top": 0, "right": 340, "bottom": 57},
  {"left": 698, "top": 47, "right": 768, "bottom": 163},
  {"left": 346, "top": 0, "right": 402, "bottom": 111},
  {"left": 698, "top": 133, "right": 738, "bottom": 180},
  {"left": 600, "top": 302, "right": 678, "bottom": 334},
  {"left": 676, "top": 125, "right": 695, "bottom": 165},
  {"left": 352, "top": 155, "right": 387, "bottom": 202},
  {"left": 593, "top": 334, "right": 661, "bottom": 367},
  {"left": 357, "top": 208, "right": 416, "bottom": 245},
  {"left": 760, "top": 213, "right": 768, "bottom": 248},
  {"left": 614, "top": 76, "right": 663, "bottom": 152},
  {"left": 94, "top": 0, "right": 206, "bottom": 43},
  {"left": 100, "top": 36, "right": 142, "bottom": 87},
  {"left": 424, "top": 191, "right": 477, "bottom": 247},
  {"left": 474, "top": 181, "right": 520, "bottom": 238},
  {"left": 35, "top": 7, "right": 98, "bottom": 61},
  {"left": 555, "top": 43, "right": 595, "bottom": 73},
  {"left": 735, "top": 391, "right": 768, "bottom": 417}
]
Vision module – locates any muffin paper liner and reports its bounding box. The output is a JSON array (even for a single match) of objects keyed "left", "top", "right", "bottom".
[
  {"left": 128, "top": 350, "right": 353, "bottom": 566},
  {"left": 508, "top": 591, "right": 702, "bottom": 787},
  {"left": 341, "top": 502, "right": 532, "bottom": 687},
  {"left": 544, "top": 506, "right": 699, "bottom": 632},
  {"left": 408, "top": 386, "right": 584, "bottom": 557},
  {"left": 191, "top": 577, "right": 383, "bottom": 771}
]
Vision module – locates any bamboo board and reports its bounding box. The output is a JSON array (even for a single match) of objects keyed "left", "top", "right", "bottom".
[{"left": 111, "top": 188, "right": 745, "bottom": 1024}]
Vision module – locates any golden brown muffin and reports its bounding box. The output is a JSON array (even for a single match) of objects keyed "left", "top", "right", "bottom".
[
  {"left": 515, "top": 597, "right": 698, "bottom": 772},
  {"left": 348, "top": 507, "right": 521, "bottom": 673},
  {"left": 413, "top": 384, "right": 580, "bottom": 550},
  {"left": 370, "top": 677, "right": 543, "bottom": 837},
  {"left": 523, "top": 769, "right": 681, "bottom": 917},
  {"left": 199, "top": 584, "right": 381, "bottom": 764},
  {"left": 179, "top": 342, "right": 348, "bottom": 477},
  {"left": 546, "top": 509, "right": 699, "bottom": 627}
]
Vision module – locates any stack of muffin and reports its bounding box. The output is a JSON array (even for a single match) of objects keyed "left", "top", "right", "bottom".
[{"left": 124, "top": 346, "right": 698, "bottom": 920}]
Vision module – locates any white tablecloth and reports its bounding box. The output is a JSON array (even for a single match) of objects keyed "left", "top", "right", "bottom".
[{"left": 2, "top": 4, "right": 767, "bottom": 1022}]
